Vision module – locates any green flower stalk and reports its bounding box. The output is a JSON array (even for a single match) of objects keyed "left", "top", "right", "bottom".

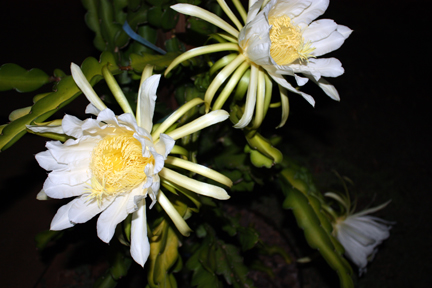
[{"left": 167, "top": 0, "right": 351, "bottom": 129}]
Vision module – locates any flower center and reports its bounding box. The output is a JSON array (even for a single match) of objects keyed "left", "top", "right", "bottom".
[
  {"left": 268, "top": 15, "right": 315, "bottom": 65},
  {"left": 89, "top": 131, "right": 154, "bottom": 200}
]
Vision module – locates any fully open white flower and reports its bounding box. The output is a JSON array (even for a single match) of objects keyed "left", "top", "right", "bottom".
[
  {"left": 168, "top": 0, "right": 351, "bottom": 128},
  {"left": 31, "top": 63, "right": 231, "bottom": 267},
  {"left": 327, "top": 194, "right": 394, "bottom": 275}
]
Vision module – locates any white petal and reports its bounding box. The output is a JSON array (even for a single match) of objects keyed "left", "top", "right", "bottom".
[
  {"left": 245, "top": 0, "right": 265, "bottom": 24},
  {"left": 267, "top": 71, "right": 315, "bottom": 106},
  {"left": 292, "top": 0, "right": 329, "bottom": 25},
  {"left": 130, "top": 199, "right": 150, "bottom": 267},
  {"left": 309, "top": 58, "right": 344, "bottom": 78},
  {"left": 62, "top": 114, "right": 84, "bottom": 138},
  {"left": 126, "top": 186, "right": 147, "bottom": 214},
  {"left": 335, "top": 211, "right": 393, "bottom": 276},
  {"left": 337, "top": 24, "right": 353, "bottom": 39},
  {"left": 289, "top": 58, "right": 344, "bottom": 81},
  {"left": 336, "top": 226, "right": 370, "bottom": 269},
  {"left": 303, "top": 19, "right": 338, "bottom": 43},
  {"left": 50, "top": 198, "right": 79, "bottom": 230},
  {"left": 96, "top": 108, "right": 119, "bottom": 127},
  {"left": 70, "top": 63, "right": 107, "bottom": 111},
  {"left": 47, "top": 163, "right": 91, "bottom": 186},
  {"left": 311, "top": 30, "right": 347, "bottom": 57},
  {"left": 85, "top": 103, "right": 100, "bottom": 115},
  {"left": 97, "top": 194, "right": 131, "bottom": 243},
  {"left": 307, "top": 76, "right": 340, "bottom": 101},
  {"left": 154, "top": 134, "right": 175, "bottom": 159},
  {"left": 142, "top": 174, "right": 154, "bottom": 190},
  {"left": 339, "top": 221, "right": 376, "bottom": 246},
  {"left": 137, "top": 74, "right": 160, "bottom": 132},
  {"left": 43, "top": 177, "right": 87, "bottom": 199},
  {"left": 118, "top": 113, "right": 147, "bottom": 137},
  {"left": 268, "top": 63, "right": 295, "bottom": 76},
  {"left": 239, "top": 13, "right": 273, "bottom": 66},
  {"left": 346, "top": 216, "right": 391, "bottom": 244},
  {"left": 46, "top": 137, "right": 98, "bottom": 164},
  {"left": 35, "top": 150, "right": 66, "bottom": 171},
  {"left": 269, "top": 0, "right": 312, "bottom": 19},
  {"left": 135, "top": 135, "right": 153, "bottom": 160},
  {"left": 80, "top": 118, "right": 105, "bottom": 135},
  {"left": 68, "top": 196, "right": 112, "bottom": 224},
  {"left": 149, "top": 178, "right": 160, "bottom": 209},
  {"left": 295, "top": 74, "right": 309, "bottom": 86},
  {"left": 152, "top": 151, "right": 165, "bottom": 174}
]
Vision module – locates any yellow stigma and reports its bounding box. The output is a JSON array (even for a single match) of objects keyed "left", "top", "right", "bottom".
[
  {"left": 88, "top": 131, "right": 154, "bottom": 201},
  {"left": 269, "top": 15, "right": 315, "bottom": 65}
]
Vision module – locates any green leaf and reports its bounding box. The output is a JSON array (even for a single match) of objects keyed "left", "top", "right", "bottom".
[
  {"left": 128, "top": 0, "right": 141, "bottom": 10},
  {"left": 194, "top": 72, "right": 211, "bottom": 92},
  {"left": 130, "top": 52, "right": 180, "bottom": 72},
  {"left": 161, "top": 6, "right": 178, "bottom": 30},
  {"left": 82, "top": 0, "right": 106, "bottom": 51},
  {"left": 93, "top": 271, "right": 118, "bottom": 288},
  {"left": 188, "top": 17, "right": 217, "bottom": 36},
  {"left": 147, "top": 6, "right": 163, "bottom": 27},
  {"left": 177, "top": 0, "right": 201, "bottom": 4},
  {"left": 237, "top": 226, "right": 259, "bottom": 252},
  {"left": 0, "top": 63, "right": 50, "bottom": 92},
  {"left": 147, "top": 0, "right": 171, "bottom": 6},
  {"left": 113, "top": 0, "right": 128, "bottom": 24},
  {"left": 109, "top": 248, "right": 132, "bottom": 280},
  {"left": 187, "top": 225, "right": 255, "bottom": 288},
  {"left": 53, "top": 69, "right": 66, "bottom": 78},
  {"left": 115, "top": 5, "right": 149, "bottom": 49},
  {"left": 126, "top": 25, "right": 158, "bottom": 56},
  {"left": 215, "top": 243, "right": 254, "bottom": 288},
  {"left": 147, "top": 220, "right": 180, "bottom": 288},
  {"left": 165, "top": 37, "right": 184, "bottom": 53},
  {"left": 34, "top": 230, "right": 64, "bottom": 250},
  {"left": 186, "top": 226, "right": 222, "bottom": 288},
  {"left": 0, "top": 52, "right": 120, "bottom": 151},
  {"left": 99, "top": 0, "right": 123, "bottom": 52}
]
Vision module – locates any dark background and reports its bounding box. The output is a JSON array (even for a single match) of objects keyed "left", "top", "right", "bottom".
[{"left": 0, "top": 1, "right": 430, "bottom": 287}]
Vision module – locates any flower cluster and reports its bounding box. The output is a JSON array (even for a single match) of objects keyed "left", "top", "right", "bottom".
[
  {"left": 325, "top": 192, "right": 394, "bottom": 275},
  {"left": 30, "top": 63, "right": 231, "bottom": 266},
  {"left": 168, "top": 0, "right": 352, "bottom": 128}
]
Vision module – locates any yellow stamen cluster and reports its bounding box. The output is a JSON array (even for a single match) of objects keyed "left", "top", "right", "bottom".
[
  {"left": 269, "top": 15, "right": 315, "bottom": 65},
  {"left": 88, "top": 131, "right": 154, "bottom": 201}
]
